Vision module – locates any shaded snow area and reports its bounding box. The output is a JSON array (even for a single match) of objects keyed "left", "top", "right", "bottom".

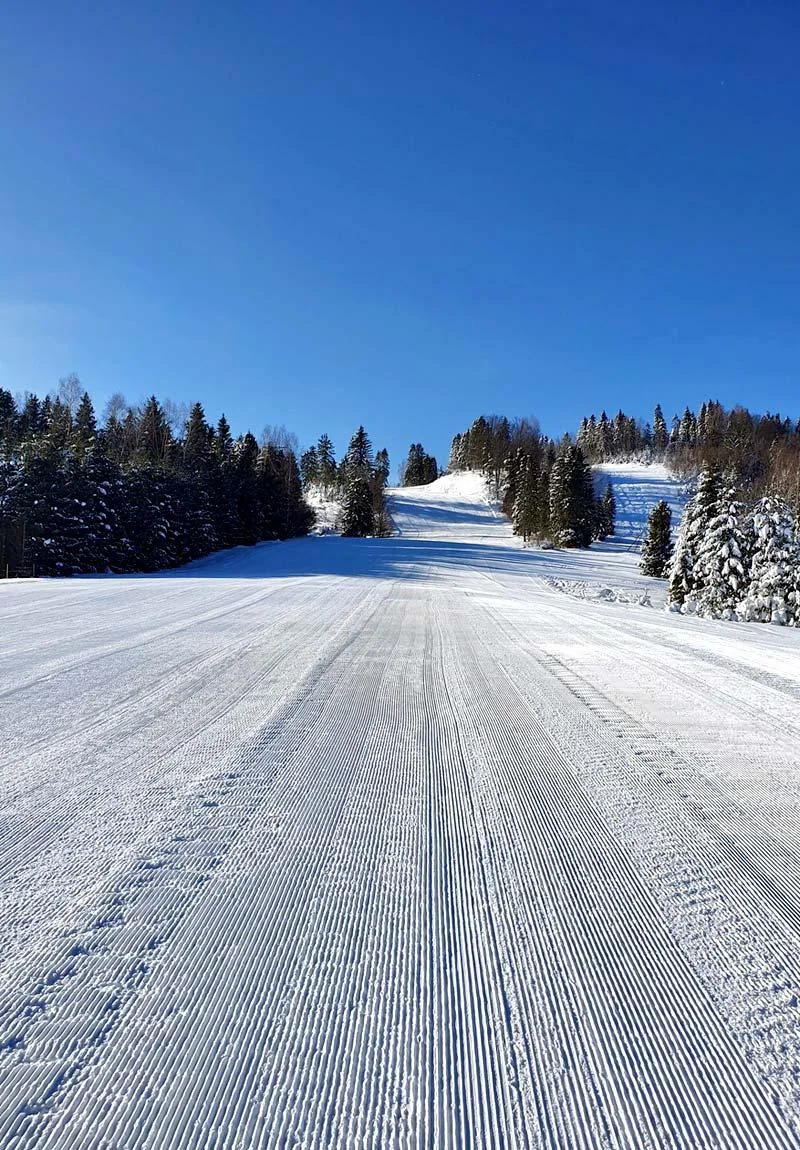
[
  {"left": 595, "top": 460, "right": 690, "bottom": 549},
  {"left": 2, "top": 471, "right": 800, "bottom": 1148}
]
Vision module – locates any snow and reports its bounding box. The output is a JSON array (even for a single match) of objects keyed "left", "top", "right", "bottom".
[
  {"left": 1, "top": 467, "right": 800, "bottom": 1148},
  {"left": 388, "top": 470, "right": 509, "bottom": 539},
  {"left": 302, "top": 482, "right": 342, "bottom": 534}
]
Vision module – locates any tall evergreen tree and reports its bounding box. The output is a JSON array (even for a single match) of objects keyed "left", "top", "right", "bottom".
[
  {"left": 548, "top": 446, "right": 595, "bottom": 547},
  {"left": 402, "top": 443, "right": 437, "bottom": 486},
  {"left": 215, "top": 414, "right": 233, "bottom": 457},
  {"left": 340, "top": 426, "right": 376, "bottom": 537},
  {"left": 300, "top": 446, "right": 320, "bottom": 487},
  {"left": 316, "top": 434, "right": 337, "bottom": 491},
  {"left": 737, "top": 497, "right": 799, "bottom": 624},
  {"left": 640, "top": 501, "right": 673, "bottom": 577},
  {"left": 694, "top": 481, "right": 748, "bottom": 618},
  {"left": 652, "top": 404, "right": 669, "bottom": 454},
  {"left": 596, "top": 483, "right": 616, "bottom": 540},
  {"left": 667, "top": 466, "right": 723, "bottom": 606},
  {"left": 74, "top": 392, "right": 97, "bottom": 451},
  {"left": 512, "top": 459, "right": 537, "bottom": 542},
  {"left": 137, "top": 396, "right": 173, "bottom": 467},
  {"left": 183, "top": 402, "right": 212, "bottom": 472},
  {"left": 374, "top": 448, "right": 391, "bottom": 486}
]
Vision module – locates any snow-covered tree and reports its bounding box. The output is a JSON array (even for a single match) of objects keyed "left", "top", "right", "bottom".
[
  {"left": 548, "top": 446, "right": 595, "bottom": 547},
  {"left": 652, "top": 404, "right": 669, "bottom": 455},
  {"left": 693, "top": 481, "right": 749, "bottom": 618},
  {"left": 737, "top": 497, "right": 800, "bottom": 625},
  {"left": 640, "top": 500, "right": 672, "bottom": 577},
  {"left": 667, "top": 465, "right": 723, "bottom": 607}
]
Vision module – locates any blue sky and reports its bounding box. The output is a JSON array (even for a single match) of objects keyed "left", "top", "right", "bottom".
[{"left": 2, "top": 1, "right": 799, "bottom": 476}]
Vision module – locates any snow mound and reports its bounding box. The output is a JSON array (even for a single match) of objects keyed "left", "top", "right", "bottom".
[{"left": 545, "top": 577, "right": 653, "bottom": 608}]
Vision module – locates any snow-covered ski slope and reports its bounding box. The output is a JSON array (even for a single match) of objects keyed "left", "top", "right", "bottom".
[
  {"left": 594, "top": 460, "right": 689, "bottom": 549},
  {"left": 3, "top": 469, "right": 800, "bottom": 1149},
  {"left": 390, "top": 470, "right": 510, "bottom": 539}
]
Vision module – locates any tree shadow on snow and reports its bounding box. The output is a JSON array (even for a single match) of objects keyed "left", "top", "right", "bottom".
[
  {"left": 146, "top": 533, "right": 647, "bottom": 587},
  {"left": 158, "top": 536, "right": 540, "bottom": 583}
]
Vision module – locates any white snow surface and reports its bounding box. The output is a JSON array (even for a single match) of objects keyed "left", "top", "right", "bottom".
[
  {"left": 2, "top": 468, "right": 800, "bottom": 1148},
  {"left": 303, "top": 483, "right": 342, "bottom": 534}
]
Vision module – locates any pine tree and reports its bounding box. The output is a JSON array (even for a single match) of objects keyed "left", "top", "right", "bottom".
[
  {"left": 316, "top": 434, "right": 337, "bottom": 491},
  {"left": 597, "top": 483, "right": 616, "bottom": 540},
  {"left": 402, "top": 443, "right": 437, "bottom": 486},
  {"left": 738, "top": 497, "right": 799, "bottom": 624},
  {"left": 679, "top": 407, "right": 696, "bottom": 444},
  {"left": 374, "top": 448, "right": 390, "bottom": 486},
  {"left": 449, "top": 433, "right": 467, "bottom": 470},
  {"left": 512, "top": 459, "right": 537, "bottom": 542},
  {"left": 340, "top": 426, "right": 375, "bottom": 537},
  {"left": 653, "top": 404, "right": 668, "bottom": 455},
  {"left": 183, "top": 402, "right": 212, "bottom": 472},
  {"left": 215, "top": 414, "right": 233, "bottom": 458},
  {"left": 547, "top": 446, "right": 594, "bottom": 547},
  {"left": 694, "top": 481, "right": 748, "bottom": 619},
  {"left": 137, "top": 396, "right": 173, "bottom": 467},
  {"left": 640, "top": 501, "right": 673, "bottom": 577},
  {"left": 74, "top": 392, "right": 97, "bottom": 452},
  {"left": 667, "top": 465, "right": 723, "bottom": 606},
  {"left": 300, "top": 446, "right": 320, "bottom": 487}
]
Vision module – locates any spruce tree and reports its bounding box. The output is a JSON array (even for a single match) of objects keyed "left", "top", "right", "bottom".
[
  {"left": 300, "top": 446, "right": 320, "bottom": 487},
  {"left": 512, "top": 460, "right": 536, "bottom": 542},
  {"left": 316, "top": 434, "right": 337, "bottom": 491},
  {"left": 653, "top": 404, "right": 668, "bottom": 455},
  {"left": 74, "top": 392, "right": 97, "bottom": 452},
  {"left": 402, "top": 443, "right": 437, "bottom": 486},
  {"left": 374, "top": 448, "right": 390, "bottom": 486},
  {"left": 694, "top": 481, "right": 748, "bottom": 619},
  {"left": 183, "top": 402, "right": 212, "bottom": 471},
  {"left": 738, "top": 497, "right": 799, "bottom": 624},
  {"left": 597, "top": 483, "right": 616, "bottom": 540},
  {"left": 137, "top": 396, "right": 173, "bottom": 467},
  {"left": 340, "top": 426, "right": 375, "bottom": 536},
  {"left": 667, "top": 465, "right": 723, "bottom": 606},
  {"left": 640, "top": 501, "right": 672, "bottom": 577},
  {"left": 215, "top": 414, "right": 233, "bottom": 458}
]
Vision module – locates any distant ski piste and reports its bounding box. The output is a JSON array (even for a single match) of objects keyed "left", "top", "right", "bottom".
[{"left": 1, "top": 467, "right": 800, "bottom": 1149}]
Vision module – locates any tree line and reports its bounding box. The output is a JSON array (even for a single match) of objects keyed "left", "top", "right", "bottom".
[
  {"left": 300, "top": 427, "right": 391, "bottom": 537},
  {"left": 449, "top": 415, "right": 615, "bottom": 548},
  {"left": 577, "top": 401, "right": 800, "bottom": 505},
  {"left": 0, "top": 380, "right": 313, "bottom": 576}
]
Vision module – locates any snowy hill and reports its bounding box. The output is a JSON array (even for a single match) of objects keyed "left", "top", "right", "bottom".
[
  {"left": 388, "top": 466, "right": 689, "bottom": 606},
  {"left": 593, "top": 460, "right": 689, "bottom": 549},
  {"left": 388, "top": 471, "right": 510, "bottom": 540}
]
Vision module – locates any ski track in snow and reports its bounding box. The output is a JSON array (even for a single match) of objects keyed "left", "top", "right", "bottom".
[{"left": 1, "top": 467, "right": 800, "bottom": 1148}]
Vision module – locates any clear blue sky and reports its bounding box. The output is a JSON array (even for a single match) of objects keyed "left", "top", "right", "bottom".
[{"left": 2, "top": 1, "right": 799, "bottom": 476}]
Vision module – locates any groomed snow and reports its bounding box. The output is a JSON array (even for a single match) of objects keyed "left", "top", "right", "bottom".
[{"left": 2, "top": 469, "right": 800, "bottom": 1149}]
